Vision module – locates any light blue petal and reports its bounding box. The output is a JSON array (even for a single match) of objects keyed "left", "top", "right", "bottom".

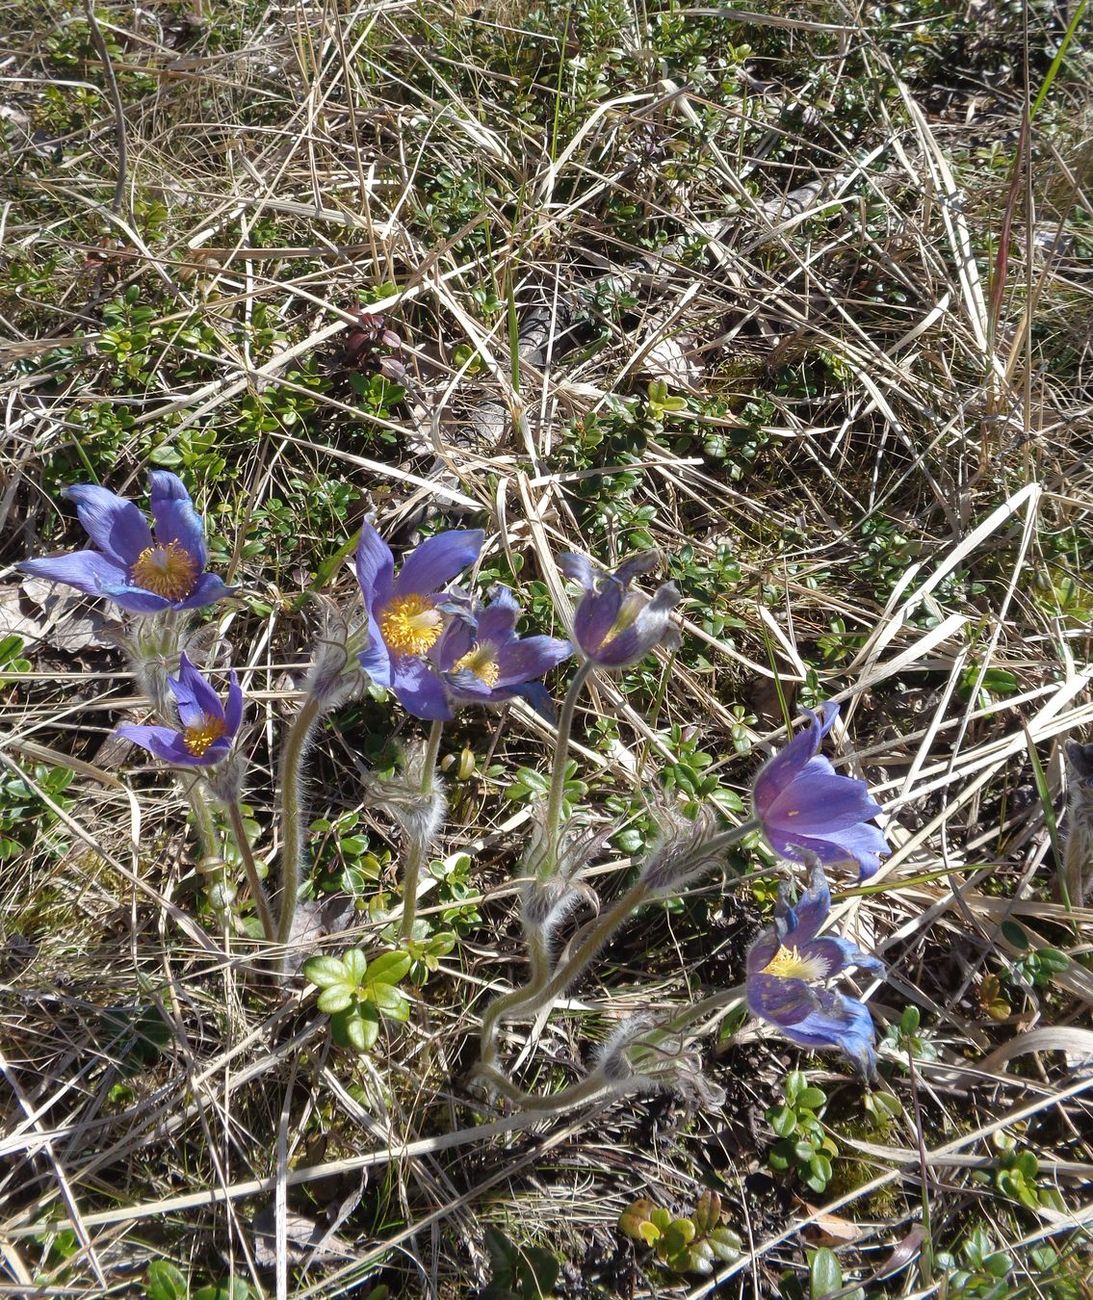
[{"left": 64, "top": 483, "right": 152, "bottom": 567}]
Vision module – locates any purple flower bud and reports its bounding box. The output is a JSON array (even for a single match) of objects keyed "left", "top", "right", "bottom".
[
  {"left": 116, "top": 654, "right": 243, "bottom": 768},
  {"left": 19, "top": 472, "right": 232, "bottom": 615},
  {"left": 559, "top": 551, "right": 679, "bottom": 670},
  {"left": 752, "top": 702, "right": 889, "bottom": 881},
  {"left": 746, "top": 864, "right": 883, "bottom": 1075}
]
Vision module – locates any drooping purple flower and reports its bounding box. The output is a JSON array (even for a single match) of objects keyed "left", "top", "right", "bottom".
[
  {"left": 116, "top": 653, "right": 243, "bottom": 768},
  {"left": 18, "top": 472, "right": 232, "bottom": 615},
  {"left": 434, "top": 586, "right": 572, "bottom": 718},
  {"left": 558, "top": 551, "right": 679, "bottom": 670},
  {"left": 355, "top": 520, "right": 484, "bottom": 721},
  {"left": 746, "top": 864, "right": 883, "bottom": 1074},
  {"left": 752, "top": 701, "right": 888, "bottom": 881}
]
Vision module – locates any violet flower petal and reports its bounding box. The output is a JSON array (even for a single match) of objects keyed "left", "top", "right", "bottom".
[
  {"left": 148, "top": 471, "right": 207, "bottom": 569},
  {"left": 63, "top": 483, "right": 152, "bottom": 567},
  {"left": 393, "top": 657, "right": 453, "bottom": 721},
  {"left": 355, "top": 521, "right": 395, "bottom": 609},
  {"left": 393, "top": 529, "right": 484, "bottom": 597},
  {"left": 19, "top": 550, "right": 127, "bottom": 596},
  {"left": 116, "top": 724, "right": 201, "bottom": 766}
]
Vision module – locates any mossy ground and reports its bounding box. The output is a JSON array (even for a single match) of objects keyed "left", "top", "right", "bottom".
[{"left": 2, "top": 1, "right": 1092, "bottom": 1297}]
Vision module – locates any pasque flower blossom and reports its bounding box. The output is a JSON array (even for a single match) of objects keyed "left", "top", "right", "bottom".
[
  {"left": 116, "top": 654, "right": 243, "bottom": 768},
  {"left": 747, "top": 864, "right": 883, "bottom": 1074},
  {"left": 19, "top": 472, "right": 232, "bottom": 614},
  {"left": 753, "top": 702, "right": 888, "bottom": 880},
  {"left": 355, "top": 520, "right": 484, "bottom": 720},
  {"left": 559, "top": 551, "right": 679, "bottom": 670},
  {"left": 434, "top": 586, "right": 572, "bottom": 717}
]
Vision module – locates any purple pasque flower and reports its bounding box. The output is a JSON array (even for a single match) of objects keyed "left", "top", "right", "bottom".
[
  {"left": 747, "top": 864, "right": 884, "bottom": 1074},
  {"left": 752, "top": 701, "right": 888, "bottom": 881},
  {"left": 558, "top": 550, "right": 679, "bottom": 670},
  {"left": 18, "top": 472, "right": 232, "bottom": 615},
  {"left": 355, "top": 520, "right": 484, "bottom": 721},
  {"left": 116, "top": 653, "right": 243, "bottom": 768},
  {"left": 434, "top": 586, "right": 572, "bottom": 718}
]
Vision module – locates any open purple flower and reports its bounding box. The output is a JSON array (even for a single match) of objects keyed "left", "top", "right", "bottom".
[
  {"left": 19, "top": 472, "right": 232, "bottom": 614},
  {"left": 559, "top": 551, "right": 679, "bottom": 670},
  {"left": 747, "top": 864, "right": 883, "bottom": 1074},
  {"left": 116, "top": 654, "right": 243, "bottom": 768},
  {"left": 752, "top": 701, "right": 888, "bottom": 880},
  {"left": 434, "top": 586, "right": 572, "bottom": 718},
  {"left": 355, "top": 520, "right": 484, "bottom": 720}
]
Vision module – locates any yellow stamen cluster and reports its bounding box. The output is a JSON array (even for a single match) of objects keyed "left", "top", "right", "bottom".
[
  {"left": 760, "top": 945, "right": 830, "bottom": 982},
  {"left": 380, "top": 593, "right": 443, "bottom": 656},
  {"left": 130, "top": 541, "right": 199, "bottom": 601},
  {"left": 452, "top": 643, "right": 501, "bottom": 687},
  {"left": 183, "top": 715, "right": 227, "bottom": 758}
]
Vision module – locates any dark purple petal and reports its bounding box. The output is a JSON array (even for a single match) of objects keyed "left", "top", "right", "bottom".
[
  {"left": 613, "top": 550, "right": 660, "bottom": 585},
  {"left": 593, "top": 582, "right": 678, "bottom": 666},
  {"left": 393, "top": 529, "right": 483, "bottom": 597},
  {"left": 746, "top": 928, "right": 780, "bottom": 975},
  {"left": 494, "top": 635, "right": 572, "bottom": 687},
  {"left": 752, "top": 716, "right": 822, "bottom": 813},
  {"left": 801, "top": 935, "right": 884, "bottom": 979},
  {"left": 779, "top": 824, "right": 890, "bottom": 880},
  {"left": 558, "top": 553, "right": 594, "bottom": 589},
  {"left": 358, "top": 625, "right": 391, "bottom": 688},
  {"left": 224, "top": 671, "right": 243, "bottom": 737},
  {"left": 392, "top": 657, "right": 453, "bottom": 721},
  {"left": 746, "top": 972, "right": 816, "bottom": 1028},
  {"left": 476, "top": 587, "right": 519, "bottom": 644},
  {"left": 573, "top": 581, "right": 623, "bottom": 657},
  {"left": 435, "top": 616, "right": 476, "bottom": 672},
  {"left": 18, "top": 550, "right": 127, "bottom": 596},
  {"left": 355, "top": 521, "right": 395, "bottom": 609},
  {"left": 764, "top": 771, "right": 882, "bottom": 836},
  {"left": 176, "top": 572, "right": 233, "bottom": 610},
  {"left": 169, "top": 654, "right": 225, "bottom": 729},
  {"left": 505, "top": 681, "right": 555, "bottom": 721},
  {"left": 777, "top": 987, "right": 877, "bottom": 1075},
  {"left": 445, "top": 669, "right": 496, "bottom": 702},
  {"left": 63, "top": 483, "right": 152, "bottom": 567},
  {"left": 785, "top": 866, "right": 831, "bottom": 945},
  {"left": 148, "top": 472, "right": 207, "bottom": 569},
  {"left": 116, "top": 724, "right": 200, "bottom": 767},
  {"left": 97, "top": 583, "right": 173, "bottom": 614}
]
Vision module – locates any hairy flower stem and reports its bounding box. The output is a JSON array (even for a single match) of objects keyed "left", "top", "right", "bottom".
[
  {"left": 475, "top": 1061, "right": 620, "bottom": 1113},
  {"left": 276, "top": 692, "right": 322, "bottom": 946},
  {"left": 479, "top": 819, "right": 758, "bottom": 1073},
  {"left": 539, "top": 658, "right": 594, "bottom": 880},
  {"left": 398, "top": 719, "right": 444, "bottom": 943},
  {"left": 225, "top": 799, "right": 276, "bottom": 942},
  {"left": 183, "top": 774, "right": 219, "bottom": 861}
]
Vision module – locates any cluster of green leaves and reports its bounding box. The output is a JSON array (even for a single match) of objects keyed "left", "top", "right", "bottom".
[
  {"left": 658, "top": 723, "right": 744, "bottom": 818},
  {"left": 936, "top": 1226, "right": 1014, "bottom": 1300},
  {"left": 144, "top": 1261, "right": 255, "bottom": 1300},
  {"left": 0, "top": 763, "right": 73, "bottom": 861},
  {"left": 986, "top": 1134, "right": 1066, "bottom": 1214},
  {"left": 618, "top": 1190, "right": 741, "bottom": 1276},
  {"left": 504, "top": 760, "right": 587, "bottom": 818},
  {"left": 766, "top": 1070, "right": 838, "bottom": 1194},
  {"left": 879, "top": 1004, "right": 939, "bottom": 1068},
  {"left": 303, "top": 948, "right": 411, "bottom": 1052}
]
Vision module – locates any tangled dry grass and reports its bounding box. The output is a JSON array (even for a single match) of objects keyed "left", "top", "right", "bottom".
[{"left": 2, "top": 1, "right": 1092, "bottom": 1296}]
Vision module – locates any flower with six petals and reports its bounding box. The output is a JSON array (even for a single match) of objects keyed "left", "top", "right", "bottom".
[
  {"left": 559, "top": 551, "right": 679, "bottom": 670},
  {"left": 19, "top": 472, "right": 232, "bottom": 614},
  {"left": 753, "top": 702, "right": 888, "bottom": 880},
  {"left": 746, "top": 864, "right": 883, "bottom": 1074},
  {"left": 355, "top": 520, "right": 484, "bottom": 720},
  {"left": 116, "top": 653, "right": 243, "bottom": 768},
  {"left": 434, "top": 586, "right": 572, "bottom": 718}
]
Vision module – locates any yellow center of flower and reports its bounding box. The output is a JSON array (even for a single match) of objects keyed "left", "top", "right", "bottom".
[
  {"left": 130, "top": 541, "right": 199, "bottom": 601},
  {"left": 760, "top": 945, "right": 830, "bottom": 981},
  {"left": 452, "top": 643, "right": 500, "bottom": 687},
  {"left": 379, "top": 593, "right": 443, "bottom": 657},
  {"left": 182, "top": 715, "right": 227, "bottom": 758}
]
